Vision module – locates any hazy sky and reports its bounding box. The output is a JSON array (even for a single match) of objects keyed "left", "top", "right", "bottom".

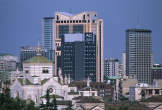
[{"left": 0, "top": 0, "right": 162, "bottom": 63}]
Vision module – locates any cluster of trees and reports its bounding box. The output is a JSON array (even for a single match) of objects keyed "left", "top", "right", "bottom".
[
  {"left": 0, "top": 88, "right": 73, "bottom": 110},
  {"left": 0, "top": 88, "right": 39, "bottom": 110},
  {"left": 40, "top": 89, "right": 73, "bottom": 110},
  {"left": 105, "top": 102, "right": 151, "bottom": 110},
  {"left": 40, "top": 89, "right": 58, "bottom": 110},
  {"left": 108, "top": 106, "right": 128, "bottom": 110}
]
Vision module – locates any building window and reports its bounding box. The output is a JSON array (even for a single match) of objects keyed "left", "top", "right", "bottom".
[
  {"left": 25, "top": 70, "right": 29, "bottom": 73},
  {"left": 42, "top": 69, "right": 49, "bottom": 73},
  {"left": 81, "top": 92, "right": 83, "bottom": 96},
  {"left": 57, "top": 21, "right": 60, "bottom": 23},
  {"left": 83, "top": 15, "right": 85, "bottom": 20},
  {"left": 56, "top": 15, "right": 59, "bottom": 20},
  {"left": 49, "top": 88, "right": 53, "bottom": 93},
  {"left": 42, "top": 67, "right": 49, "bottom": 73}
]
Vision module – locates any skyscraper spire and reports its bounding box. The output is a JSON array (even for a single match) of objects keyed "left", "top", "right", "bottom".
[{"left": 37, "top": 41, "right": 41, "bottom": 56}]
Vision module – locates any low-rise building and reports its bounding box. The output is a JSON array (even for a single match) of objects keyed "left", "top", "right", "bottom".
[
  {"left": 0, "top": 54, "right": 18, "bottom": 72},
  {"left": 129, "top": 84, "right": 162, "bottom": 101},
  {"left": 152, "top": 64, "right": 162, "bottom": 80},
  {"left": 121, "top": 77, "right": 138, "bottom": 98}
]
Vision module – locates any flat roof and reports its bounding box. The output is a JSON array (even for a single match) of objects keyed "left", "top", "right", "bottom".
[{"left": 126, "top": 28, "right": 152, "bottom": 32}]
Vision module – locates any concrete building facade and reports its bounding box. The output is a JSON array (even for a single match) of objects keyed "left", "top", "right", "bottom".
[
  {"left": 152, "top": 64, "right": 162, "bottom": 80},
  {"left": 104, "top": 58, "right": 120, "bottom": 78}
]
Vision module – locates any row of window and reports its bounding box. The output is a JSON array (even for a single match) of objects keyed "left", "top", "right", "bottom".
[
  {"left": 56, "top": 20, "right": 96, "bottom": 24},
  {"left": 25, "top": 69, "right": 49, "bottom": 74}
]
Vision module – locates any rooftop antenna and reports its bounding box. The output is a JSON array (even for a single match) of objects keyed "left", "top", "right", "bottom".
[
  {"left": 37, "top": 41, "right": 41, "bottom": 56},
  {"left": 136, "top": 9, "right": 141, "bottom": 29}
]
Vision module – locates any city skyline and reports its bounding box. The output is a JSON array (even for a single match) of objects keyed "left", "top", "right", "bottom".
[{"left": 0, "top": 0, "right": 162, "bottom": 63}]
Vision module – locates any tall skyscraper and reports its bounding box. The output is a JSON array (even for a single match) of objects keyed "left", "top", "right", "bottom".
[
  {"left": 42, "top": 17, "right": 54, "bottom": 50},
  {"left": 61, "top": 33, "right": 96, "bottom": 81},
  {"left": 54, "top": 12, "right": 104, "bottom": 82},
  {"left": 126, "top": 29, "right": 152, "bottom": 84}
]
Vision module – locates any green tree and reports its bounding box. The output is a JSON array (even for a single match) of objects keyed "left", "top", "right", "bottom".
[
  {"left": 119, "top": 106, "right": 128, "bottom": 110},
  {"left": 0, "top": 88, "right": 39, "bottom": 110},
  {"left": 108, "top": 107, "right": 116, "bottom": 110},
  {"left": 51, "top": 95, "right": 58, "bottom": 110},
  {"left": 66, "top": 102, "right": 73, "bottom": 110},
  {"left": 45, "top": 89, "right": 50, "bottom": 109},
  {"left": 40, "top": 101, "right": 46, "bottom": 110}
]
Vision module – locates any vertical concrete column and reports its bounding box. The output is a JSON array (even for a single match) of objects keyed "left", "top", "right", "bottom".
[{"left": 152, "top": 89, "right": 155, "bottom": 95}]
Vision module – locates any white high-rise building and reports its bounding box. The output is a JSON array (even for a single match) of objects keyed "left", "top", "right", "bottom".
[
  {"left": 104, "top": 58, "right": 119, "bottom": 78},
  {"left": 122, "top": 52, "right": 126, "bottom": 78}
]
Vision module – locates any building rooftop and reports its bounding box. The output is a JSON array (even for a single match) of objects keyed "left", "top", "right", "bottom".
[
  {"left": 56, "top": 12, "right": 73, "bottom": 16},
  {"left": 24, "top": 55, "right": 52, "bottom": 63},
  {"left": 152, "top": 64, "right": 162, "bottom": 69},
  {"left": 126, "top": 28, "right": 152, "bottom": 32},
  {"left": 0, "top": 53, "right": 16, "bottom": 57},
  {"left": 80, "top": 86, "right": 97, "bottom": 91},
  {"left": 43, "top": 17, "right": 54, "bottom": 19},
  {"left": 73, "top": 96, "right": 103, "bottom": 103}
]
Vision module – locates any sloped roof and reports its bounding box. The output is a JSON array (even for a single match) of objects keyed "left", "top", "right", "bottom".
[
  {"left": 17, "top": 78, "right": 40, "bottom": 85},
  {"left": 80, "top": 86, "right": 97, "bottom": 91},
  {"left": 73, "top": 96, "right": 103, "bottom": 103},
  {"left": 24, "top": 55, "right": 52, "bottom": 63}
]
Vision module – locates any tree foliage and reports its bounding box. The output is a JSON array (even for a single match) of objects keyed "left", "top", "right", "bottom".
[
  {"left": 52, "top": 95, "right": 58, "bottom": 110},
  {"left": 66, "top": 102, "right": 73, "bottom": 110},
  {"left": 40, "top": 89, "right": 58, "bottom": 110},
  {"left": 0, "top": 88, "right": 39, "bottom": 110}
]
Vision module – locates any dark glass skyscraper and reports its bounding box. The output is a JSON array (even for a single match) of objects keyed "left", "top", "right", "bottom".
[
  {"left": 126, "top": 29, "right": 152, "bottom": 84},
  {"left": 61, "top": 33, "right": 96, "bottom": 81}
]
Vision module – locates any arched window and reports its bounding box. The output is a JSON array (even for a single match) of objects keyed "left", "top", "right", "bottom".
[
  {"left": 83, "top": 15, "right": 85, "bottom": 20},
  {"left": 56, "top": 15, "right": 59, "bottom": 20},
  {"left": 16, "top": 91, "right": 19, "bottom": 98}
]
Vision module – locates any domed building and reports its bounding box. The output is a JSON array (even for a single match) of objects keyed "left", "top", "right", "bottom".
[{"left": 10, "top": 43, "right": 78, "bottom": 109}]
